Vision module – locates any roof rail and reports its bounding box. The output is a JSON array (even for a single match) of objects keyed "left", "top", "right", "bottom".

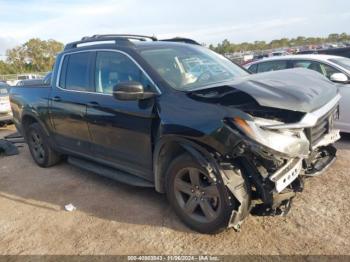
[
  {"left": 64, "top": 34, "right": 158, "bottom": 50},
  {"left": 160, "top": 37, "right": 201, "bottom": 45},
  {"left": 64, "top": 34, "right": 201, "bottom": 51},
  {"left": 81, "top": 34, "right": 158, "bottom": 41}
]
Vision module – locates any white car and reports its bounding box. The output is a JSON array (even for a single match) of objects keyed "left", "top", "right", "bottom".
[
  {"left": 245, "top": 54, "right": 350, "bottom": 133},
  {"left": 0, "top": 83, "right": 13, "bottom": 126}
]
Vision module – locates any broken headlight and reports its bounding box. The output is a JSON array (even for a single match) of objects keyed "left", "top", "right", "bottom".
[{"left": 233, "top": 117, "right": 310, "bottom": 157}]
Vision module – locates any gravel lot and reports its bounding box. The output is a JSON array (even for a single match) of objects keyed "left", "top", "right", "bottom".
[{"left": 0, "top": 124, "right": 349, "bottom": 255}]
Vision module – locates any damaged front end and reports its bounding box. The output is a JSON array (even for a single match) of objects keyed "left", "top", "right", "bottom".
[{"left": 219, "top": 94, "right": 341, "bottom": 229}]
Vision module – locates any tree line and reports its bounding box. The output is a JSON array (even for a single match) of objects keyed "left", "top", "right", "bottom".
[
  {"left": 1, "top": 33, "right": 350, "bottom": 75},
  {"left": 0, "top": 38, "right": 63, "bottom": 75},
  {"left": 209, "top": 33, "right": 350, "bottom": 54}
]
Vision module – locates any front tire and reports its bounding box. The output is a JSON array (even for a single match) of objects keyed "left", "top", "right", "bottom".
[
  {"left": 166, "top": 153, "right": 236, "bottom": 234},
  {"left": 26, "top": 123, "right": 61, "bottom": 167}
]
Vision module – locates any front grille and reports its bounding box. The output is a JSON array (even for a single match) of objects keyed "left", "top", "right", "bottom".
[{"left": 305, "top": 105, "right": 339, "bottom": 147}]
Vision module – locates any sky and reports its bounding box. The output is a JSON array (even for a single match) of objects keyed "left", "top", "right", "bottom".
[{"left": 0, "top": 0, "right": 350, "bottom": 57}]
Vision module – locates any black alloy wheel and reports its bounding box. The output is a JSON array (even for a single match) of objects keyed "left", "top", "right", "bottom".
[
  {"left": 166, "top": 154, "right": 236, "bottom": 234},
  {"left": 28, "top": 129, "right": 46, "bottom": 163},
  {"left": 173, "top": 167, "right": 221, "bottom": 223},
  {"left": 26, "top": 123, "right": 61, "bottom": 167}
]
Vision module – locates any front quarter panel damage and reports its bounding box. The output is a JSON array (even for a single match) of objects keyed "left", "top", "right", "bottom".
[{"left": 155, "top": 87, "right": 340, "bottom": 230}]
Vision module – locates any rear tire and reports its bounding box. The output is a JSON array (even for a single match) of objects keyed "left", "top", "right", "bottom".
[
  {"left": 166, "top": 153, "right": 236, "bottom": 234},
  {"left": 26, "top": 123, "right": 61, "bottom": 167}
]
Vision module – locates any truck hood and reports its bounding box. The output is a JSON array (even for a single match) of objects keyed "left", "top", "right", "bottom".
[{"left": 192, "top": 68, "right": 338, "bottom": 113}]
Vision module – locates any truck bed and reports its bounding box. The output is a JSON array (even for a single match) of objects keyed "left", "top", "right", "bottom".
[{"left": 9, "top": 85, "right": 52, "bottom": 134}]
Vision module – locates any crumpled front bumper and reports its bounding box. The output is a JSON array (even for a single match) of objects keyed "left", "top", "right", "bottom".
[{"left": 226, "top": 128, "right": 339, "bottom": 229}]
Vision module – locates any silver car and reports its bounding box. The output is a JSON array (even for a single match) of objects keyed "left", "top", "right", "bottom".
[
  {"left": 0, "top": 83, "right": 13, "bottom": 126},
  {"left": 245, "top": 54, "right": 350, "bottom": 132}
]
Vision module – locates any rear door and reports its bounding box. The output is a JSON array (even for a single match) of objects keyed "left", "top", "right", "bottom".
[
  {"left": 50, "top": 51, "right": 95, "bottom": 155},
  {"left": 86, "top": 50, "right": 157, "bottom": 180}
]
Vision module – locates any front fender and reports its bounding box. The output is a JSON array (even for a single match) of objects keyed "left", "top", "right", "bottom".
[{"left": 153, "top": 136, "right": 213, "bottom": 193}]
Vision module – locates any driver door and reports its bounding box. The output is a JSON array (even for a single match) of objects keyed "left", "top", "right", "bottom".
[{"left": 86, "top": 51, "right": 157, "bottom": 180}]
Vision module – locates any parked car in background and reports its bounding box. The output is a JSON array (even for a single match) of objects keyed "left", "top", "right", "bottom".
[
  {"left": 10, "top": 35, "right": 340, "bottom": 234},
  {"left": 298, "top": 46, "right": 350, "bottom": 59},
  {"left": 17, "top": 74, "right": 41, "bottom": 80},
  {"left": 16, "top": 79, "right": 45, "bottom": 86},
  {"left": 271, "top": 51, "right": 290, "bottom": 56},
  {"left": 245, "top": 54, "right": 350, "bottom": 132},
  {"left": 0, "top": 82, "right": 13, "bottom": 126},
  {"left": 7, "top": 74, "right": 43, "bottom": 86}
]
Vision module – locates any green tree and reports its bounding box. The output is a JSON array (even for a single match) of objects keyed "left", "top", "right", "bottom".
[
  {"left": 211, "top": 33, "right": 350, "bottom": 54},
  {"left": 328, "top": 33, "right": 340, "bottom": 42},
  {"left": 0, "top": 61, "right": 16, "bottom": 74},
  {"left": 6, "top": 46, "right": 27, "bottom": 73},
  {"left": 5, "top": 38, "right": 63, "bottom": 74}
]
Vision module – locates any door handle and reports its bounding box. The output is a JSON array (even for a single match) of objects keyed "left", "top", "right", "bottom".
[
  {"left": 87, "top": 101, "right": 100, "bottom": 107},
  {"left": 52, "top": 96, "right": 61, "bottom": 102}
]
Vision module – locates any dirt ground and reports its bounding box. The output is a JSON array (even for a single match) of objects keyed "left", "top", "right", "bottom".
[{"left": 0, "top": 124, "right": 349, "bottom": 255}]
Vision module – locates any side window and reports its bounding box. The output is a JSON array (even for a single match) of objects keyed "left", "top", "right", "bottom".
[
  {"left": 292, "top": 60, "right": 312, "bottom": 68},
  {"left": 248, "top": 64, "right": 257, "bottom": 73},
  {"left": 95, "top": 51, "right": 154, "bottom": 94},
  {"left": 257, "top": 60, "right": 287, "bottom": 73},
  {"left": 44, "top": 72, "right": 52, "bottom": 85},
  {"left": 61, "top": 52, "right": 93, "bottom": 92},
  {"left": 320, "top": 63, "right": 341, "bottom": 79},
  {"left": 59, "top": 56, "right": 68, "bottom": 88},
  {"left": 292, "top": 60, "right": 323, "bottom": 74}
]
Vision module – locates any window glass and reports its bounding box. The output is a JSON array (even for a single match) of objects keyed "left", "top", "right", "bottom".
[
  {"left": 257, "top": 60, "right": 287, "bottom": 73},
  {"left": 95, "top": 51, "right": 154, "bottom": 94},
  {"left": 248, "top": 64, "right": 257, "bottom": 73},
  {"left": 59, "top": 56, "right": 68, "bottom": 88},
  {"left": 43, "top": 72, "right": 52, "bottom": 85},
  {"left": 64, "top": 52, "right": 92, "bottom": 91},
  {"left": 320, "top": 63, "right": 341, "bottom": 79},
  {"left": 140, "top": 45, "right": 247, "bottom": 91},
  {"left": 291, "top": 60, "right": 323, "bottom": 74},
  {"left": 17, "top": 76, "right": 28, "bottom": 80},
  {"left": 292, "top": 60, "right": 312, "bottom": 68},
  {"left": 328, "top": 57, "right": 350, "bottom": 71}
]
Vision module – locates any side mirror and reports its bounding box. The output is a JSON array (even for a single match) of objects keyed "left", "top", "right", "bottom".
[
  {"left": 113, "top": 81, "right": 156, "bottom": 101},
  {"left": 330, "top": 73, "right": 348, "bottom": 83}
]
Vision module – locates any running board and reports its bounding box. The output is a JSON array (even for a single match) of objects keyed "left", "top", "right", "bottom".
[{"left": 68, "top": 157, "right": 154, "bottom": 188}]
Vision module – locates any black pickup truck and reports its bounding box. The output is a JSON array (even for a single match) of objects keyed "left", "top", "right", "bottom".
[{"left": 10, "top": 35, "right": 341, "bottom": 234}]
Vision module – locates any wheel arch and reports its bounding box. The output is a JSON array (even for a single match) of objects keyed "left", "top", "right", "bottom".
[
  {"left": 21, "top": 112, "right": 50, "bottom": 138},
  {"left": 153, "top": 137, "right": 218, "bottom": 193}
]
